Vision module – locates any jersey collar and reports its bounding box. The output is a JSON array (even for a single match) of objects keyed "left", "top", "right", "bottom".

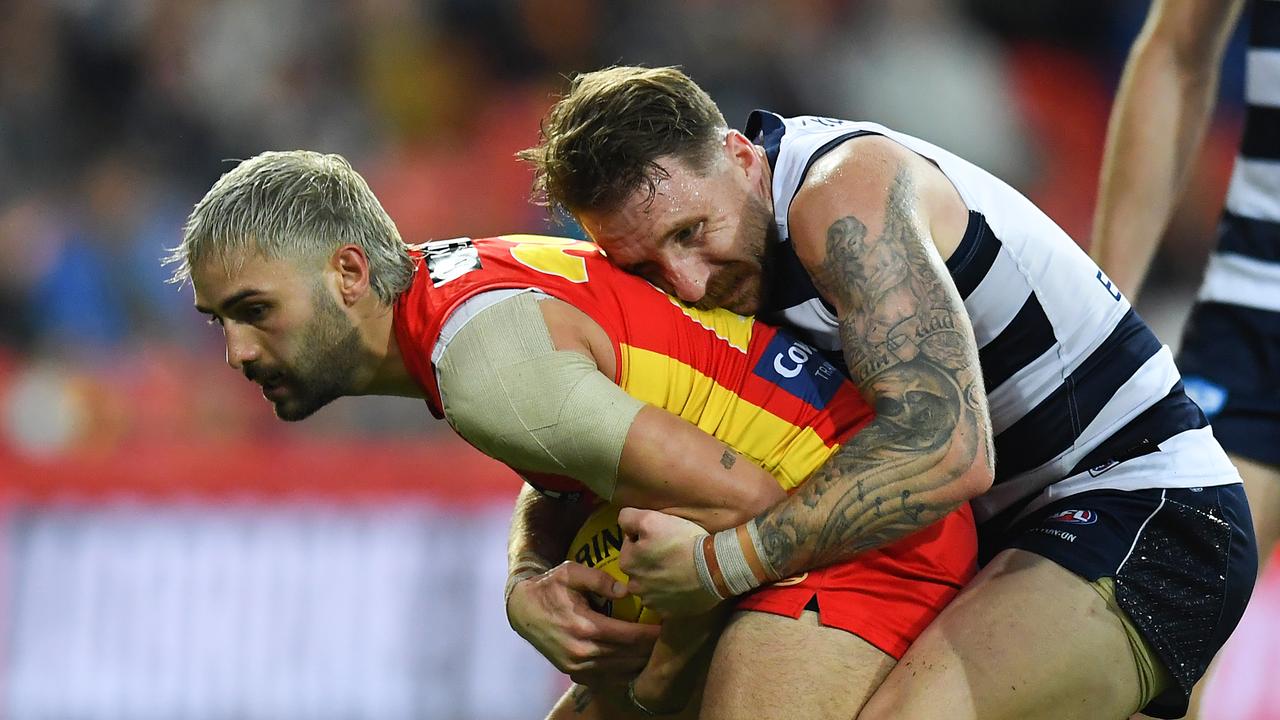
[{"left": 743, "top": 109, "right": 785, "bottom": 170}]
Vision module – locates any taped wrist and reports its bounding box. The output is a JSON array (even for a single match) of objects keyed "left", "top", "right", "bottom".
[
  {"left": 694, "top": 523, "right": 778, "bottom": 599},
  {"left": 505, "top": 552, "right": 551, "bottom": 606}
]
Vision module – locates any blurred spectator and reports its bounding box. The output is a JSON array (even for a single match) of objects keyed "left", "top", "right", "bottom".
[{"left": 0, "top": 0, "right": 1247, "bottom": 445}]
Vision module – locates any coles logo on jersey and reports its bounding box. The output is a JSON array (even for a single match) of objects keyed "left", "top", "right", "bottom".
[
  {"left": 752, "top": 333, "right": 843, "bottom": 410},
  {"left": 1048, "top": 509, "right": 1098, "bottom": 525}
]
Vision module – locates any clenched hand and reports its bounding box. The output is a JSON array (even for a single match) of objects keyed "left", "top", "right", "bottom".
[
  {"left": 618, "top": 508, "right": 722, "bottom": 618},
  {"left": 506, "top": 560, "right": 660, "bottom": 687}
]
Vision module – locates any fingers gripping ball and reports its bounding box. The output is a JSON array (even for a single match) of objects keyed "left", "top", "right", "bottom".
[{"left": 568, "top": 504, "right": 661, "bottom": 625}]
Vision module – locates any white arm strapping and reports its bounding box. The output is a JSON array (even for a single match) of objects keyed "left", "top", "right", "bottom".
[{"left": 436, "top": 292, "right": 644, "bottom": 500}]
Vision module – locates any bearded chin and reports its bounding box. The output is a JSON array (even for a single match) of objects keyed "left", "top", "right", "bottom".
[
  {"left": 274, "top": 293, "right": 365, "bottom": 422},
  {"left": 274, "top": 397, "right": 319, "bottom": 422},
  {"left": 271, "top": 381, "right": 336, "bottom": 421}
]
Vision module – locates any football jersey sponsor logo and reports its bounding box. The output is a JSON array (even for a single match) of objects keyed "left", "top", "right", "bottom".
[
  {"left": 753, "top": 333, "right": 842, "bottom": 409},
  {"left": 1048, "top": 509, "right": 1098, "bottom": 525},
  {"left": 425, "top": 238, "right": 481, "bottom": 286}
]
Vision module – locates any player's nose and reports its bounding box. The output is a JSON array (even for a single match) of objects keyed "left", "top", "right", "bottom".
[
  {"left": 224, "top": 325, "right": 260, "bottom": 371},
  {"left": 664, "top": 257, "right": 711, "bottom": 304}
]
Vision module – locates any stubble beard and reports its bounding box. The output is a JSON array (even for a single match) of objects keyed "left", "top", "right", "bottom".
[
  {"left": 271, "top": 289, "right": 365, "bottom": 422},
  {"left": 696, "top": 193, "right": 777, "bottom": 316}
]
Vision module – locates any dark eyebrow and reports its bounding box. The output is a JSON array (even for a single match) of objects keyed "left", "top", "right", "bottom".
[{"left": 194, "top": 289, "right": 263, "bottom": 316}]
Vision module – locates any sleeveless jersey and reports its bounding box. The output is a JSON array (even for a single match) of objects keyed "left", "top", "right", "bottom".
[
  {"left": 745, "top": 110, "right": 1221, "bottom": 525},
  {"left": 392, "top": 234, "right": 873, "bottom": 497},
  {"left": 1199, "top": 0, "right": 1280, "bottom": 313}
]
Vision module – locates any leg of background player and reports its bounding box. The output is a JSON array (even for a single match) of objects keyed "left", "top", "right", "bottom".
[
  {"left": 699, "top": 609, "right": 895, "bottom": 720},
  {"left": 858, "top": 549, "right": 1147, "bottom": 720},
  {"left": 1181, "top": 454, "right": 1280, "bottom": 720}
]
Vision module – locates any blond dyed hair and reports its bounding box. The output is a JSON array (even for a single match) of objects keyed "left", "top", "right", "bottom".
[{"left": 166, "top": 151, "right": 414, "bottom": 304}]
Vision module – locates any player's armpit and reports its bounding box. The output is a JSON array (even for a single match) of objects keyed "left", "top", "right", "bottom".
[
  {"left": 758, "top": 139, "right": 994, "bottom": 577},
  {"left": 615, "top": 405, "right": 785, "bottom": 531}
]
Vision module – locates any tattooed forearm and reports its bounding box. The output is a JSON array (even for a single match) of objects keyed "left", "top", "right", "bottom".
[{"left": 757, "top": 168, "right": 991, "bottom": 577}]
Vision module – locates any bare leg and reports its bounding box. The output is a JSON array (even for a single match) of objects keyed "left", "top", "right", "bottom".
[
  {"left": 859, "top": 549, "right": 1146, "bottom": 720},
  {"left": 699, "top": 609, "right": 895, "bottom": 720}
]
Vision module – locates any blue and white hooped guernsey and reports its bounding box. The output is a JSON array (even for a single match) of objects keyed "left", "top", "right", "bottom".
[
  {"left": 746, "top": 110, "right": 1239, "bottom": 527},
  {"left": 1199, "top": 0, "right": 1280, "bottom": 312}
]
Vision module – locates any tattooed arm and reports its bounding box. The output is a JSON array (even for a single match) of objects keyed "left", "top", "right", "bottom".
[
  {"left": 753, "top": 136, "right": 994, "bottom": 578},
  {"left": 615, "top": 138, "right": 993, "bottom": 617}
]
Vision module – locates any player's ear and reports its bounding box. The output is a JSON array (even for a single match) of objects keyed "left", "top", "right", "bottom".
[
  {"left": 723, "top": 130, "right": 758, "bottom": 173},
  {"left": 331, "top": 245, "right": 371, "bottom": 306},
  {"left": 723, "top": 130, "right": 764, "bottom": 188}
]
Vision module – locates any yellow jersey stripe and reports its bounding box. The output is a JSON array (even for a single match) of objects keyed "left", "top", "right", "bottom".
[
  {"left": 665, "top": 298, "right": 754, "bottom": 354},
  {"left": 620, "top": 344, "right": 838, "bottom": 491}
]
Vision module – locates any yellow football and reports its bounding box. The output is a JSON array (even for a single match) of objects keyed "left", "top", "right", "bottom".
[{"left": 567, "top": 503, "right": 661, "bottom": 624}]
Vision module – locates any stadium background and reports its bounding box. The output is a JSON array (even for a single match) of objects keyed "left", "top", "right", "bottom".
[{"left": 0, "top": 0, "right": 1276, "bottom": 718}]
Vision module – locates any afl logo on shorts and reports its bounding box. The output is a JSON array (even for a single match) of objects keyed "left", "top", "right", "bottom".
[{"left": 1048, "top": 509, "right": 1098, "bottom": 525}]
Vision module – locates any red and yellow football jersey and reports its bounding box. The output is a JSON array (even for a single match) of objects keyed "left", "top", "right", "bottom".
[{"left": 393, "top": 234, "right": 874, "bottom": 494}]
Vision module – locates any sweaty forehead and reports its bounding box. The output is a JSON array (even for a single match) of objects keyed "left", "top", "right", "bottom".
[{"left": 581, "top": 176, "right": 703, "bottom": 254}]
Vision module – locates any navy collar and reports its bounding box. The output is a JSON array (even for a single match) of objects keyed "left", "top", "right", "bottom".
[{"left": 744, "top": 109, "right": 785, "bottom": 170}]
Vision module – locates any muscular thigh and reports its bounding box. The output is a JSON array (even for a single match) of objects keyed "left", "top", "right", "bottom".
[
  {"left": 701, "top": 609, "right": 895, "bottom": 720},
  {"left": 858, "top": 549, "right": 1142, "bottom": 720}
]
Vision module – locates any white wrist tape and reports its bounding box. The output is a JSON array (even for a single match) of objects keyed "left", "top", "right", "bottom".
[
  {"left": 692, "top": 534, "right": 726, "bottom": 600},
  {"left": 695, "top": 523, "right": 774, "bottom": 600},
  {"left": 714, "top": 528, "right": 763, "bottom": 596}
]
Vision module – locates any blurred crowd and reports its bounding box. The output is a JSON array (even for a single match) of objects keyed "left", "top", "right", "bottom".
[{"left": 0, "top": 0, "right": 1250, "bottom": 456}]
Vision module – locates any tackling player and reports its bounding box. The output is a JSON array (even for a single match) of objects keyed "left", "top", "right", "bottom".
[
  {"left": 166, "top": 150, "right": 976, "bottom": 718},
  {"left": 521, "top": 65, "right": 1259, "bottom": 719}
]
